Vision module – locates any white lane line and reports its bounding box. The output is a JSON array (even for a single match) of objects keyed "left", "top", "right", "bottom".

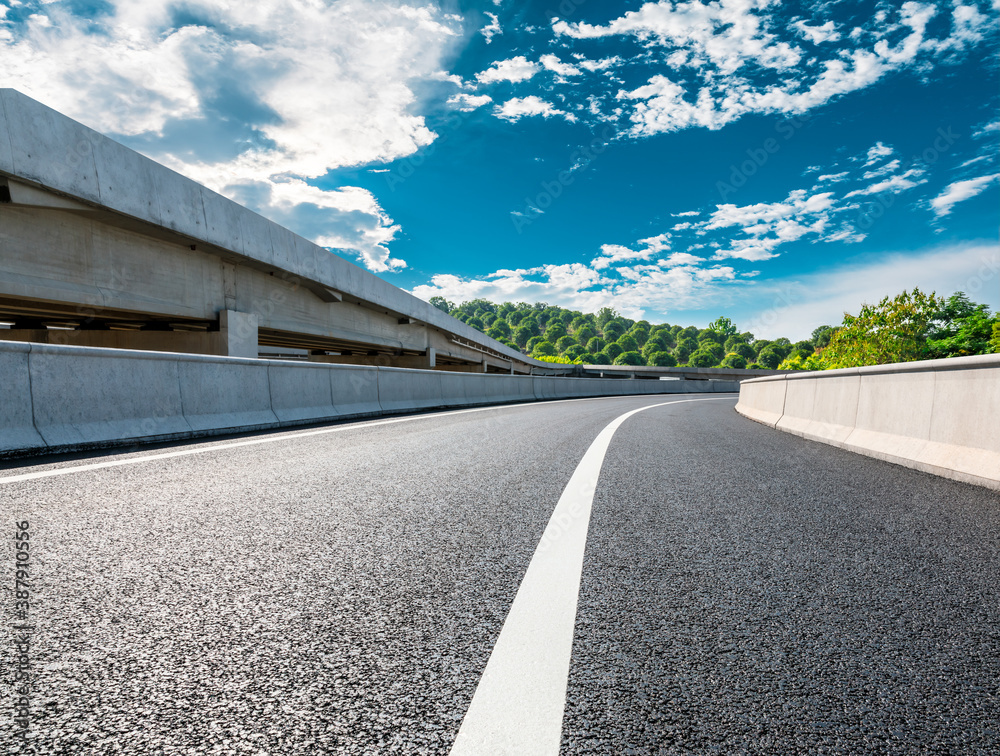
[
  {"left": 0, "top": 394, "right": 732, "bottom": 485},
  {"left": 450, "top": 396, "right": 729, "bottom": 756}
]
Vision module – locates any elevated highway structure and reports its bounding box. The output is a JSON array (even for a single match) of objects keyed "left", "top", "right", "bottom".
[{"left": 0, "top": 89, "right": 565, "bottom": 374}]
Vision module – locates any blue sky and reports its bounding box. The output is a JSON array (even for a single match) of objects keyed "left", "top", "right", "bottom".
[{"left": 1, "top": 0, "right": 997, "bottom": 338}]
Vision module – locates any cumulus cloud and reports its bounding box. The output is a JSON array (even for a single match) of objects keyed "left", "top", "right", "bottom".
[
  {"left": 476, "top": 55, "right": 540, "bottom": 83},
  {"left": 591, "top": 243, "right": 656, "bottom": 269},
  {"left": 540, "top": 54, "right": 582, "bottom": 77},
  {"left": 494, "top": 96, "right": 576, "bottom": 122},
  {"left": 447, "top": 93, "right": 493, "bottom": 111},
  {"left": 793, "top": 20, "right": 841, "bottom": 44},
  {"left": 930, "top": 173, "right": 1000, "bottom": 216},
  {"left": 0, "top": 0, "right": 464, "bottom": 272},
  {"left": 411, "top": 261, "right": 742, "bottom": 320}
]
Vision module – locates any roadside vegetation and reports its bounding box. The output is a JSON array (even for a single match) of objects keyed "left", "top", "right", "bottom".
[{"left": 428, "top": 288, "right": 999, "bottom": 370}]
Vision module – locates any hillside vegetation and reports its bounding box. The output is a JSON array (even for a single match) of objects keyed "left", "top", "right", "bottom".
[{"left": 428, "top": 288, "right": 999, "bottom": 370}]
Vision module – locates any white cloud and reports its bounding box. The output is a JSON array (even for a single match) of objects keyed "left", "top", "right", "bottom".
[
  {"left": 555, "top": 1, "right": 802, "bottom": 74},
  {"left": 591, "top": 243, "right": 656, "bottom": 269},
  {"left": 864, "top": 142, "right": 895, "bottom": 165},
  {"left": 476, "top": 55, "right": 540, "bottom": 84},
  {"left": 0, "top": 0, "right": 464, "bottom": 272},
  {"left": 845, "top": 168, "right": 927, "bottom": 197},
  {"left": 447, "top": 93, "right": 493, "bottom": 111},
  {"left": 412, "top": 260, "right": 743, "bottom": 320},
  {"left": 930, "top": 174, "right": 1000, "bottom": 216},
  {"left": 793, "top": 20, "right": 840, "bottom": 44},
  {"left": 862, "top": 159, "right": 901, "bottom": 179},
  {"left": 480, "top": 12, "right": 502, "bottom": 44},
  {"left": 575, "top": 56, "right": 622, "bottom": 72},
  {"left": 540, "top": 53, "right": 581, "bottom": 77},
  {"left": 494, "top": 96, "right": 576, "bottom": 122},
  {"left": 556, "top": 2, "right": 991, "bottom": 138},
  {"left": 661, "top": 252, "right": 704, "bottom": 266},
  {"left": 817, "top": 171, "right": 849, "bottom": 182}
]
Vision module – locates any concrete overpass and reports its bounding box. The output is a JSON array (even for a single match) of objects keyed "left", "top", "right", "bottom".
[{"left": 0, "top": 89, "right": 574, "bottom": 375}]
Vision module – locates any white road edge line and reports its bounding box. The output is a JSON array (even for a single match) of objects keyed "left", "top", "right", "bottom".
[
  {"left": 449, "top": 396, "right": 730, "bottom": 756},
  {"left": 0, "top": 394, "right": 733, "bottom": 485}
]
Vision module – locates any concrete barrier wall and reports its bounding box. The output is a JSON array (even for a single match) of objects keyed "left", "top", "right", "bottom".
[
  {"left": 735, "top": 355, "right": 1000, "bottom": 491},
  {"left": 0, "top": 342, "right": 739, "bottom": 457}
]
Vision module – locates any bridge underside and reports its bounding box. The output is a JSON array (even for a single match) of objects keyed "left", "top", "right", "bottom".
[{"left": 0, "top": 190, "right": 526, "bottom": 374}]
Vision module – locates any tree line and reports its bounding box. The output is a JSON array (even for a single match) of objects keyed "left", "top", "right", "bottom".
[{"left": 428, "top": 288, "right": 1000, "bottom": 370}]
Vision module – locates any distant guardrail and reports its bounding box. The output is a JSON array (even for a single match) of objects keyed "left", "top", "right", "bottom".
[{"left": 0, "top": 341, "right": 740, "bottom": 457}]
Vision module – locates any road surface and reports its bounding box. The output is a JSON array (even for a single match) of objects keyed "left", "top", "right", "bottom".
[{"left": 2, "top": 394, "right": 998, "bottom": 754}]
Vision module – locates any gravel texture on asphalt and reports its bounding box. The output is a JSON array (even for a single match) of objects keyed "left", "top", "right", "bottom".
[
  {"left": 0, "top": 397, "right": 657, "bottom": 755},
  {"left": 2, "top": 395, "right": 997, "bottom": 755},
  {"left": 562, "top": 399, "right": 1000, "bottom": 755}
]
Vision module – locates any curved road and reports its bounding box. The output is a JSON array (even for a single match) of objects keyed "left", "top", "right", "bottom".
[{"left": 1, "top": 395, "right": 998, "bottom": 754}]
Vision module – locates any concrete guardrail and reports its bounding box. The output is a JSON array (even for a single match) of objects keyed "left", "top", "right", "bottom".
[
  {"left": 735, "top": 354, "right": 1000, "bottom": 491},
  {"left": 0, "top": 341, "right": 740, "bottom": 457}
]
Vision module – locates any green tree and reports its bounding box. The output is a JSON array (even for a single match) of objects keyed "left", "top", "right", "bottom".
[
  {"left": 757, "top": 346, "right": 782, "bottom": 369},
  {"left": 708, "top": 316, "right": 738, "bottom": 336},
  {"left": 811, "top": 325, "right": 836, "bottom": 348},
  {"left": 697, "top": 328, "right": 723, "bottom": 345},
  {"left": 823, "top": 288, "right": 943, "bottom": 368},
  {"left": 993, "top": 321, "right": 1000, "bottom": 353},
  {"left": 602, "top": 320, "right": 625, "bottom": 340},
  {"left": 616, "top": 334, "right": 639, "bottom": 353},
  {"left": 926, "top": 292, "right": 996, "bottom": 358},
  {"left": 771, "top": 337, "right": 792, "bottom": 360},
  {"left": 778, "top": 352, "right": 829, "bottom": 371},
  {"left": 596, "top": 307, "right": 619, "bottom": 328},
  {"left": 586, "top": 336, "right": 605, "bottom": 353},
  {"left": 688, "top": 349, "right": 720, "bottom": 367},
  {"left": 532, "top": 340, "right": 557, "bottom": 357},
  {"left": 513, "top": 324, "right": 534, "bottom": 349},
  {"left": 591, "top": 351, "right": 612, "bottom": 365},
  {"left": 526, "top": 335, "right": 543, "bottom": 352},
  {"left": 675, "top": 336, "right": 698, "bottom": 362},
  {"left": 627, "top": 323, "right": 650, "bottom": 346},
  {"left": 731, "top": 343, "right": 756, "bottom": 361},
  {"left": 487, "top": 320, "right": 511, "bottom": 340},
  {"left": 429, "top": 296, "right": 453, "bottom": 313},
  {"left": 720, "top": 353, "right": 747, "bottom": 369},
  {"left": 701, "top": 341, "right": 725, "bottom": 361},
  {"left": 545, "top": 322, "right": 568, "bottom": 342},
  {"left": 466, "top": 317, "right": 484, "bottom": 331},
  {"left": 575, "top": 325, "right": 597, "bottom": 346},
  {"left": 647, "top": 351, "right": 678, "bottom": 367},
  {"left": 564, "top": 344, "right": 586, "bottom": 360},
  {"left": 641, "top": 336, "right": 669, "bottom": 360},
  {"left": 556, "top": 335, "right": 577, "bottom": 353},
  {"left": 723, "top": 334, "right": 747, "bottom": 353},
  {"left": 605, "top": 342, "right": 624, "bottom": 360},
  {"left": 613, "top": 351, "right": 645, "bottom": 366}
]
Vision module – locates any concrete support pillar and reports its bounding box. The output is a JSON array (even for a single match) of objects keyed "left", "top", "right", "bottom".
[
  {"left": 426, "top": 347, "right": 436, "bottom": 368},
  {"left": 218, "top": 310, "right": 259, "bottom": 358}
]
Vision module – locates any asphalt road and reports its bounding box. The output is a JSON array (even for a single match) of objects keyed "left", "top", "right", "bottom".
[{"left": 1, "top": 395, "right": 998, "bottom": 754}]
